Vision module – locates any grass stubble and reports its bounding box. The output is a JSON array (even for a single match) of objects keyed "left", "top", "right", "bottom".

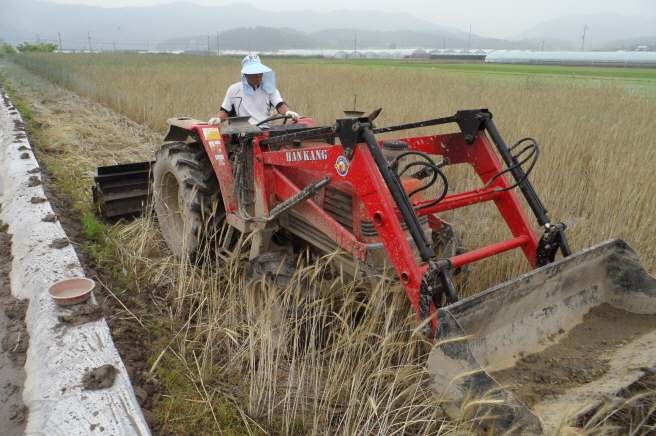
[{"left": 2, "top": 53, "right": 655, "bottom": 434}]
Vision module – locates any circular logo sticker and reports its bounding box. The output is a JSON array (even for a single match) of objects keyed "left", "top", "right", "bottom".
[{"left": 335, "top": 155, "right": 350, "bottom": 177}]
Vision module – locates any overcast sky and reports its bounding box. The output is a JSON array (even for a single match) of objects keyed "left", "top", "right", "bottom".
[{"left": 44, "top": 0, "right": 656, "bottom": 38}]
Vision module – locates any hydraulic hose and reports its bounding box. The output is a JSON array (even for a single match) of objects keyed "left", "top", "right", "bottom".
[{"left": 361, "top": 126, "right": 435, "bottom": 261}]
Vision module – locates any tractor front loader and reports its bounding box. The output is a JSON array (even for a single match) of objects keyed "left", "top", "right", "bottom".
[{"left": 94, "top": 110, "right": 656, "bottom": 433}]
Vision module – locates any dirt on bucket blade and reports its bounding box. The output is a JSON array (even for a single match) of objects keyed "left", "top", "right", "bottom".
[{"left": 491, "top": 304, "right": 656, "bottom": 408}]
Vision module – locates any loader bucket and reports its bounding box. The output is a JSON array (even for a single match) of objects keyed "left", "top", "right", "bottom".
[{"left": 428, "top": 239, "right": 656, "bottom": 434}]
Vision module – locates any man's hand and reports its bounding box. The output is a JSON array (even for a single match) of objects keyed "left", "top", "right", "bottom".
[
  {"left": 208, "top": 117, "right": 222, "bottom": 125},
  {"left": 284, "top": 110, "right": 300, "bottom": 120}
]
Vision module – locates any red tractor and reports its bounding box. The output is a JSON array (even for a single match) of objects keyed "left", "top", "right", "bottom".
[{"left": 94, "top": 109, "right": 656, "bottom": 433}]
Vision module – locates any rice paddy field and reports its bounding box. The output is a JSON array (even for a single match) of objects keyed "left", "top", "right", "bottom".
[{"left": 1, "top": 53, "right": 655, "bottom": 434}]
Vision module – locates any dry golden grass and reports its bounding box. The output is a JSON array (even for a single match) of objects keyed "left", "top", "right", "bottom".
[
  {"left": 112, "top": 216, "right": 458, "bottom": 434},
  {"left": 13, "top": 53, "right": 656, "bottom": 289},
  {"left": 6, "top": 53, "right": 656, "bottom": 434}
]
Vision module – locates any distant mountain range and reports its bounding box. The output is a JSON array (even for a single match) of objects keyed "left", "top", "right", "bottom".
[
  {"left": 159, "top": 27, "right": 529, "bottom": 52},
  {"left": 1, "top": 0, "right": 654, "bottom": 51},
  {"left": 514, "top": 13, "right": 656, "bottom": 49}
]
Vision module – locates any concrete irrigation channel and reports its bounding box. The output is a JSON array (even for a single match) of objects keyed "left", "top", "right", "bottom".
[{"left": 0, "top": 88, "right": 150, "bottom": 434}]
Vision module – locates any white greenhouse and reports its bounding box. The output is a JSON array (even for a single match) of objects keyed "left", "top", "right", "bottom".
[{"left": 485, "top": 51, "right": 656, "bottom": 67}]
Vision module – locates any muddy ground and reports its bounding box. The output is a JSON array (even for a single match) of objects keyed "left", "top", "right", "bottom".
[{"left": 0, "top": 213, "right": 28, "bottom": 435}]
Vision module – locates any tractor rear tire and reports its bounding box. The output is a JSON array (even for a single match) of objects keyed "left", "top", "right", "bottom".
[{"left": 152, "top": 141, "right": 223, "bottom": 258}]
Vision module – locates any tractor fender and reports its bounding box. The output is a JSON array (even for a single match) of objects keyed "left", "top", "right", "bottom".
[{"left": 164, "top": 117, "right": 206, "bottom": 142}]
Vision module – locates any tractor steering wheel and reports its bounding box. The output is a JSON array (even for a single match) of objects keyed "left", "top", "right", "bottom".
[{"left": 256, "top": 114, "right": 294, "bottom": 127}]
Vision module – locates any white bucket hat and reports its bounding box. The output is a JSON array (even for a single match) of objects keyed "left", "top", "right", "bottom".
[
  {"left": 240, "top": 54, "right": 276, "bottom": 94},
  {"left": 241, "top": 54, "right": 272, "bottom": 75}
]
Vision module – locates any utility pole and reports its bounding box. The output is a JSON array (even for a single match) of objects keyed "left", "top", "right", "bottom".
[
  {"left": 354, "top": 31, "right": 357, "bottom": 56},
  {"left": 216, "top": 31, "right": 220, "bottom": 55},
  {"left": 87, "top": 32, "right": 92, "bottom": 52},
  {"left": 113, "top": 40, "right": 117, "bottom": 52},
  {"left": 468, "top": 24, "right": 472, "bottom": 50},
  {"left": 581, "top": 24, "right": 588, "bottom": 51},
  {"left": 540, "top": 40, "right": 545, "bottom": 51},
  {"left": 57, "top": 32, "right": 63, "bottom": 51},
  {"left": 207, "top": 34, "right": 210, "bottom": 55}
]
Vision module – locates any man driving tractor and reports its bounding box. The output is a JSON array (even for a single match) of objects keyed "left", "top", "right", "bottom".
[{"left": 208, "top": 54, "right": 300, "bottom": 126}]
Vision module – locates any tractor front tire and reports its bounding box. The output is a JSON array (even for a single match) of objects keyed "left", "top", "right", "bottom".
[{"left": 152, "top": 141, "right": 223, "bottom": 258}]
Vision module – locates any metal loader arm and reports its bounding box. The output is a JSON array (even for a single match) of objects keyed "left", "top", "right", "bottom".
[{"left": 343, "top": 110, "right": 573, "bottom": 336}]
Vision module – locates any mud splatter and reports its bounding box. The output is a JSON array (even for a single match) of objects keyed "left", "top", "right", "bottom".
[
  {"left": 27, "top": 176, "right": 42, "bottom": 187},
  {"left": 57, "top": 303, "right": 103, "bottom": 327},
  {"left": 4, "top": 300, "right": 28, "bottom": 323},
  {"left": 8, "top": 405, "right": 27, "bottom": 425},
  {"left": 82, "top": 364, "right": 117, "bottom": 390},
  {"left": 1, "top": 325, "right": 29, "bottom": 365},
  {"left": 50, "top": 238, "right": 70, "bottom": 249},
  {"left": 42, "top": 213, "right": 58, "bottom": 223}
]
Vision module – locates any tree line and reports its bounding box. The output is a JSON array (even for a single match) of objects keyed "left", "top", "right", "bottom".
[{"left": 0, "top": 42, "right": 58, "bottom": 55}]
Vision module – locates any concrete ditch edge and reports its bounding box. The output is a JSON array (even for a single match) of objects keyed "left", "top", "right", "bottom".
[{"left": 0, "top": 88, "right": 150, "bottom": 435}]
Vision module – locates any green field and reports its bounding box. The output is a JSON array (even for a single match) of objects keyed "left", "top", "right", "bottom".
[{"left": 284, "top": 57, "right": 656, "bottom": 81}]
